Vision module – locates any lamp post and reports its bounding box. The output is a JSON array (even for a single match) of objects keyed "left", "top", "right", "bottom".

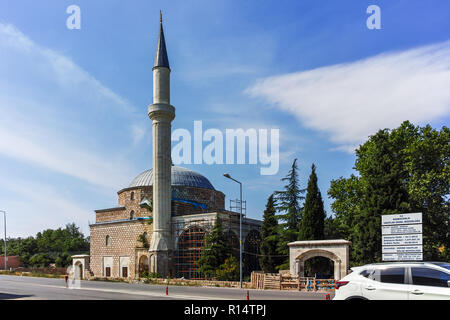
[
  {"left": 223, "top": 173, "right": 243, "bottom": 289},
  {"left": 0, "top": 210, "right": 6, "bottom": 271}
]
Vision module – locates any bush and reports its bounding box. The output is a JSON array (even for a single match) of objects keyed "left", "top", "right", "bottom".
[{"left": 216, "top": 255, "right": 239, "bottom": 281}]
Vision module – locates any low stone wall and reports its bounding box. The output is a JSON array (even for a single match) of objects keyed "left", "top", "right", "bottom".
[
  {"left": 15, "top": 267, "right": 67, "bottom": 275},
  {"left": 90, "top": 276, "right": 253, "bottom": 288}
]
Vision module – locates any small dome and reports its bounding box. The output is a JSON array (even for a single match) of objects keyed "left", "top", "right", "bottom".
[{"left": 128, "top": 166, "right": 215, "bottom": 190}]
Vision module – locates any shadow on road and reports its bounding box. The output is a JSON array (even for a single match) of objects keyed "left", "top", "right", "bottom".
[{"left": 0, "top": 293, "right": 34, "bottom": 300}]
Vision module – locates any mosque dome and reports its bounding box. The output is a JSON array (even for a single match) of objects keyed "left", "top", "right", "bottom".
[{"left": 128, "top": 166, "right": 215, "bottom": 190}]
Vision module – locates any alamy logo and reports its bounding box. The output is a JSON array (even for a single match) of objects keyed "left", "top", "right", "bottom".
[
  {"left": 172, "top": 121, "right": 279, "bottom": 175},
  {"left": 66, "top": 5, "right": 81, "bottom": 30},
  {"left": 367, "top": 5, "right": 381, "bottom": 30},
  {"left": 66, "top": 265, "right": 81, "bottom": 289}
]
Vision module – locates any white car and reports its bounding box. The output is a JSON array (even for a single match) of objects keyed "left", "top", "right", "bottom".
[{"left": 333, "top": 262, "right": 450, "bottom": 300}]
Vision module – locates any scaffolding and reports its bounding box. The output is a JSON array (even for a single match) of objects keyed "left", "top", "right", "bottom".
[
  {"left": 173, "top": 218, "right": 212, "bottom": 280},
  {"left": 172, "top": 210, "right": 261, "bottom": 280},
  {"left": 229, "top": 199, "right": 246, "bottom": 217}
]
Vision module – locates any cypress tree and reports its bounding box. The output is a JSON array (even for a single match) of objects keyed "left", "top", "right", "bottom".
[
  {"left": 259, "top": 194, "right": 279, "bottom": 273},
  {"left": 299, "top": 164, "right": 325, "bottom": 240}
]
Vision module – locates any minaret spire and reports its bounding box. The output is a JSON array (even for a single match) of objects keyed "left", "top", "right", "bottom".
[{"left": 154, "top": 11, "right": 170, "bottom": 70}]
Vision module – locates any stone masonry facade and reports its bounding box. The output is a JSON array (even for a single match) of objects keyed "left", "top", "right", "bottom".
[
  {"left": 89, "top": 220, "right": 152, "bottom": 278},
  {"left": 88, "top": 184, "right": 227, "bottom": 279}
]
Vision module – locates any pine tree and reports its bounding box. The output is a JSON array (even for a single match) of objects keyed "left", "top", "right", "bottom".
[
  {"left": 197, "top": 216, "right": 230, "bottom": 278},
  {"left": 299, "top": 164, "right": 325, "bottom": 240},
  {"left": 259, "top": 194, "right": 279, "bottom": 273},
  {"left": 274, "top": 158, "right": 305, "bottom": 269}
]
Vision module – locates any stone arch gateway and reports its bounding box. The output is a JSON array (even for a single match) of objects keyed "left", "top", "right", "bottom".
[{"left": 288, "top": 240, "right": 351, "bottom": 280}]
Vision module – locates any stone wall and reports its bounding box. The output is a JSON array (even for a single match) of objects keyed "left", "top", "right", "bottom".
[{"left": 89, "top": 220, "right": 153, "bottom": 278}]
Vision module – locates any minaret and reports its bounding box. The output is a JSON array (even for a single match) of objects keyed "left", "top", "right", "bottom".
[{"left": 148, "top": 12, "right": 175, "bottom": 277}]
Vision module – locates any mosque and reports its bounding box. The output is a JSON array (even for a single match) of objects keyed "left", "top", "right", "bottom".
[{"left": 72, "top": 15, "right": 262, "bottom": 280}]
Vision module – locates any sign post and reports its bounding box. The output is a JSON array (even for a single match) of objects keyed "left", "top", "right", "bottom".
[{"left": 382, "top": 213, "right": 423, "bottom": 261}]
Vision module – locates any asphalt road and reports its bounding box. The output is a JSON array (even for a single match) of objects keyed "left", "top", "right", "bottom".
[{"left": 0, "top": 275, "right": 333, "bottom": 300}]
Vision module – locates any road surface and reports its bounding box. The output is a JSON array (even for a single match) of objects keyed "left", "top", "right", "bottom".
[{"left": 0, "top": 275, "right": 333, "bottom": 300}]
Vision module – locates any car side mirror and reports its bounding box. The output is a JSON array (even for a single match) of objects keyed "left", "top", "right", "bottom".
[{"left": 448, "top": 280, "right": 450, "bottom": 288}]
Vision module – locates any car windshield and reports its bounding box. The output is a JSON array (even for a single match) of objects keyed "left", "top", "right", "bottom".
[{"left": 431, "top": 262, "right": 450, "bottom": 271}]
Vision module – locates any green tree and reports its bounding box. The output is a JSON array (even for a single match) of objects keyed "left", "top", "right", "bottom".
[
  {"left": 1, "top": 223, "right": 89, "bottom": 267},
  {"left": 299, "top": 164, "right": 326, "bottom": 240},
  {"left": 403, "top": 123, "right": 450, "bottom": 260},
  {"left": 55, "top": 252, "right": 72, "bottom": 267},
  {"left": 197, "top": 217, "right": 231, "bottom": 279},
  {"left": 216, "top": 255, "right": 239, "bottom": 281},
  {"left": 274, "top": 159, "right": 305, "bottom": 270},
  {"left": 29, "top": 253, "right": 52, "bottom": 267},
  {"left": 259, "top": 194, "right": 280, "bottom": 273},
  {"left": 329, "top": 121, "right": 449, "bottom": 264}
]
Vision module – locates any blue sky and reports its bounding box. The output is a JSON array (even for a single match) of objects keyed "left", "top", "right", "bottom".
[{"left": 0, "top": 0, "right": 449, "bottom": 237}]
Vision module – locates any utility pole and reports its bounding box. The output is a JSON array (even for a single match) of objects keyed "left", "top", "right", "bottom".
[{"left": 224, "top": 174, "right": 243, "bottom": 288}]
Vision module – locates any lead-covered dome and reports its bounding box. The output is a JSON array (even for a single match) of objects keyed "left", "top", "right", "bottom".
[{"left": 128, "top": 166, "right": 215, "bottom": 190}]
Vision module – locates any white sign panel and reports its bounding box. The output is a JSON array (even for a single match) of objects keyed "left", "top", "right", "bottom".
[
  {"left": 382, "top": 234, "right": 422, "bottom": 246},
  {"left": 382, "top": 224, "right": 422, "bottom": 235},
  {"left": 382, "top": 253, "right": 423, "bottom": 261},
  {"left": 382, "top": 213, "right": 422, "bottom": 226},
  {"left": 382, "top": 245, "right": 423, "bottom": 254}
]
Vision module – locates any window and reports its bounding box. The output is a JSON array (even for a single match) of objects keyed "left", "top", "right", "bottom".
[
  {"left": 373, "top": 267, "right": 405, "bottom": 284},
  {"left": 130, "top": 210, "right": 135, "bottom": 220},
  {"left": 130, "top": 191, "right": 135, "bottom": 201},
  {"left": 105, "top": 235, "right": 110, "bottom": 246},
  {"left": 360, "top": 269, "right": 373, "bottom": 278},
  {"left": 412, "top": 267, "right": 450, "bottom": 288}
]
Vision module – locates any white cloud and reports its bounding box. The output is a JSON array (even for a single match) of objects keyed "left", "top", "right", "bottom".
[
  {"left": 247, "top": 41, "right": 450, "bottom": 152},
  {"left": 0, "top": 177, "right": 92, "bottom": 238},
  {"left": 0, "top": 23, "right": 136, "bottom": 189}
]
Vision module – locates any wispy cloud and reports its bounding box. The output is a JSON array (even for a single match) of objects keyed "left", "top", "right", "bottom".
[
  {"left": 0, "top": 176, "right": 92, "bottom": 237},
  {"left": 0, "top": 23, "right": 149, "bottom": 236},
  {"left": 0, "top": 23, "right": 137, "bottom": 189},
  {"left": 247, "top": 41, "right": 450, "bottom": 152}
]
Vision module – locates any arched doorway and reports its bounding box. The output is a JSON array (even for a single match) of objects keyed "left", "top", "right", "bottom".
[
  {"left": 243, "top": 230, "right": 261, "bottom": 277},
  {"left": 288, "top": 240, "right": 351, "bottom": 280},
  {"left": 74, "top": 262, "right": 83, "bottom": 279},
  {"left": 300, "top": 251, "right": 336, "bottom": 279},
  {"left": 175, "top": 226, "right": 206, "bottom": 279},
  {"left": 139, "top": 255, "right": 149, "bottom": 276}
]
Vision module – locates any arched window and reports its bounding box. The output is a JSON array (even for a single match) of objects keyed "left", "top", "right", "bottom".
[
  {"left": 243, "top": 230, "right": 262, "bottom": 277},
  {"left": 130, "top": 191, "right": 135, "bottom": 201},
  {"left": 105, "top": 235, "right": 110, "bottom": 246},
  {"left": 130, "top": 210, "right": 135, "bottom": 220},
  {"left": 175, "top": 227, "right": 206, "bottom": 279}
]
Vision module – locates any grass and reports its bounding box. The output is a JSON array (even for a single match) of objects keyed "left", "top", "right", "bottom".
[{"left": 0, "top": 270, "right": 65, "bottom": 278}]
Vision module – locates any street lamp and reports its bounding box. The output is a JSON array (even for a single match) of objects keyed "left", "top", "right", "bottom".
[
  {"left": 0, "top": 210, "right": 6, "bottom": 271},
  {"left": 223, "top": 173, "right": 243, "bottom": 289}
]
